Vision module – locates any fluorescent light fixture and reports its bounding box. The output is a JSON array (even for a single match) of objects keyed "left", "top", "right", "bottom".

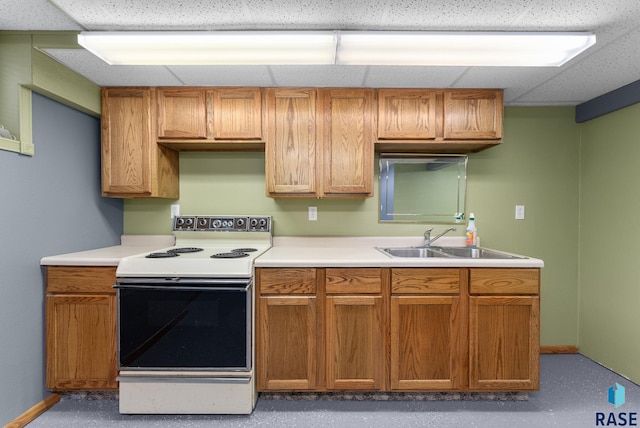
[
  {"left": 77, "top": 30, "right": 595, "bottom": 67},
  {"left": 337, "top": 31, "right": 596, "bottom": 66},
  {"left": 78, "top": 31, "right": 338, "bottom": 65}
]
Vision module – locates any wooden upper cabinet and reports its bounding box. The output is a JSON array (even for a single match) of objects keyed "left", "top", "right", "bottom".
[
  {"left": 320, "top": 88, "right": 374, "bottom": 197},
  {"left": 265, "top": 88, "right": 319, "bottom": 197},
  {"left": 443, "top": 89, "right": 503, "bottom": 140},
  {"left": 377, "top": 89, "right": 440, "bottom": 140},
  {"left": 101, "top": 87, "right": 179, "bottom": 198},
  {"left": 207, "top": 88, "right": 262, "bottom": 140},
  {"left": 157, "top": 87, "right": 262, "bottom": 141},
  {"left": 157, "top": 88, "right": 207, "bottom": 139}
]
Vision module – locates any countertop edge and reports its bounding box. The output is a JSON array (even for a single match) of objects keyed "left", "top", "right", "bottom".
[{"left": 39, "top": 235, "right": 175, "bottom": 266}]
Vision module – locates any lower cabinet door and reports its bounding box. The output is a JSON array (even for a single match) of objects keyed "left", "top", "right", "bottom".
[
  {"left": 390, "top": 295, "right": 461, "bottom": 390},
  {"left": 257, "top": 296, "right": 317, "bottom": 390},
  {"left": 46, "top": 294, "right": 117, "bottom": 390},
  {"left": 469, "top": 296, "right": 540, "bottom": 390},
  {"left": 325, "top": 295, "right": 384, "bottom": 390}
]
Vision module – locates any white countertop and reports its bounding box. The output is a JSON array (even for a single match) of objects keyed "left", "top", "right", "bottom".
[
  {"left": 39, "top": 235, "right": 175, "bottom": 266},
  {"left": 39, "top": 235, "right": 544, "bottom": 268},
  {"left": 255, "top": 236, "right": 544, "bottom": 268}
]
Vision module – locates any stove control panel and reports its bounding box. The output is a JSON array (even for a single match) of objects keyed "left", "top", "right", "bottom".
[{"left": 173, "top": 216, "right": 271, "bottom": 232}]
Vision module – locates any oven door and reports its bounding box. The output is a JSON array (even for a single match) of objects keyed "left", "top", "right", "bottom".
[{"left": 115, "top": 278, "right": 251, "bottom": 371}]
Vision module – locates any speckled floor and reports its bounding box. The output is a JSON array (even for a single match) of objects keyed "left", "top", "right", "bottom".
[{"left": 27, "top": 354, "right": 640, "bottom": 428}]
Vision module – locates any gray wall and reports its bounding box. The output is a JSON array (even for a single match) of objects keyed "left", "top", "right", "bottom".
[{"left": 0, "top": 92, "right": 123, "bottom": 425}]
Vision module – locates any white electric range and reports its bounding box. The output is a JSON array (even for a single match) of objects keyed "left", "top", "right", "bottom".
[{"left": 115, "top": 215, "right": 271, "bottom": 415}]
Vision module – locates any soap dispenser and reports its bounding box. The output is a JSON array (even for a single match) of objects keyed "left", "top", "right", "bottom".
[{"left": 466, "top": 213, "right": 477, "bottom": 247}]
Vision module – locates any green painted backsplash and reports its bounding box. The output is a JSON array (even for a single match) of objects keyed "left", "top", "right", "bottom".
[{"left": 125, "top": 106, "right": 581, "bottom": 347}]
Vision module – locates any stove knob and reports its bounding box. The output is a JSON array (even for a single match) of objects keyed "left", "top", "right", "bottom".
[
  {"left": 259, "top": 218, "right": 267, "bottom": 227},
  {"left": 236, "top": 218, "right": 245, "bottom": 227},
  {"left": 185, "top": 218, "right": 193, "bottom": 226},
  {"left": 212, "top": 219, "right": 222, "bottom": 228},
  {"left": 250, "top": 218, "right": 258, "bottom": 227},
  {"left": 198, "top": 218, "right": 208, "bottom": 227},
  {"left": 176, "top": 218, "right": 185, "bottom": 226}
]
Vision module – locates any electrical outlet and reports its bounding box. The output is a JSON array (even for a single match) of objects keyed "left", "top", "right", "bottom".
[
  {"left": 515, "top": 205, "right": 525, "bottom": 220},
  {"left": 171, "top": 204, "right": 180, "bottom": 218},
  {"left": 308, "top": 206, "right": 318, "bottom": 221}
]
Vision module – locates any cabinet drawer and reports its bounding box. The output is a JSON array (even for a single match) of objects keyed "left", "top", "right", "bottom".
[
  {"left": 325, "top": 268, "right": 381, "bottom": 294},
  {"left": 46, "top": 266, "right": 117, "bottom": 294},
  {"left": 469, "top": 268, "right": 539, "bottom": 295},
  {"left": 258, "top": 268, "right": 317, "bottom": 294},
  {"left": 391, "top": 268, "right": 460, "bottom": 294}
]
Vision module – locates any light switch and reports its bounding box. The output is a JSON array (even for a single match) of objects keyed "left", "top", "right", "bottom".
[
  {"left": 308, "top": 206, "right": 318, "bottom": 221},
  {"left": 515, "top": 205, "right": 525, "bottom": 220}
]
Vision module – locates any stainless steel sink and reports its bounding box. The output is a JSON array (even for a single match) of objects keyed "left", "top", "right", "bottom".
[
  {"left": 376, "top": 246, "right": 526, "bottom": 259},
  {"left": 431, "top": 247, "right": 526, "bottom": 259},
  {"left": 377, "top": 247, "right": 445, "bottom": 258}
]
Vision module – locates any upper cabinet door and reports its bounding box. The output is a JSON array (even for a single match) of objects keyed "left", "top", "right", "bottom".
[
  {"left": 377, "top": 89, "right": 440, "bottom": 140},
  {"left": 208, "top": 88, "right": 263, "bottom": 140},
  {"left": 101, "top": 88, "right": 153, "bottom": 195},
  {"left": 265, "top": 88, "right": 319, "bottom": 196},
  {"left": 443, "top": 90, "right": 503, "bottom": 140},
  {"left": 320, "top": 88, "right": 374, "bottom": 197},
  {"left": 157, "top": 88, "right": 207, "bottom": 139}
]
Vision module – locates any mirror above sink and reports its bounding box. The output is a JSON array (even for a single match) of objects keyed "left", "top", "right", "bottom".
[{"left": 379, "top": 154, "right": 467, "bottom": 224}]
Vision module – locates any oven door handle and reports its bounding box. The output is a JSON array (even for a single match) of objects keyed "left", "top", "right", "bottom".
[
  {"left": 113, "top": 284, "right": 251, "bottom": 292},
  {"left": 117, "top": 376, "right": 251, "bottom": 384}
]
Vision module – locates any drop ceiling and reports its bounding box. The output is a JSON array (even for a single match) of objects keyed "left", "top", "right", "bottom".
[{"left": 2, "top": 0, "right": 640, "bottom": 106}]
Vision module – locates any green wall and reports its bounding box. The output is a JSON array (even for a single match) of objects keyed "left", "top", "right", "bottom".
[
  {"left": 579, "top": 103, "right": 640, "bottom": 383},
  {"left": 125, "top": 106, "right": 582, "bottom": 347}
]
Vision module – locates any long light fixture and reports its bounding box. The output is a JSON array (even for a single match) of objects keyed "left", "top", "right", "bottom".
[
  {"left": 78, "top": 30, "right": 596, "bottom": 67},
  {"left": 78, "top": 31, "right": 338, "bottom": 65}
]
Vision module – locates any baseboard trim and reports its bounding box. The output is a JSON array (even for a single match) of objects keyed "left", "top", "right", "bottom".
[
  {"left": 541, "top": 345, "right": 579, "bottom": 354},
  {"left": 5, "top": 393, "right": 61, "bottom": 428}
]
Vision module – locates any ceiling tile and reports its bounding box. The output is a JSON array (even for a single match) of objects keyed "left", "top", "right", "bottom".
[
  {"left": 514, "top": 26, "right": 640, "bottom": 105},
  {"left": 364, "top": 66, "right": 466, "bottom": 88},
  {"left": 168, "top": 66, "right": 275, "bottom": 86},
  {"left": 43, "top": 49, "right": 183, "bottom": 86},
  {"left": 0, "top": 0, "right": 82, "bottom": 30},
  {"left": 269, "top": 65, "right": 369, "bottom": 87}
]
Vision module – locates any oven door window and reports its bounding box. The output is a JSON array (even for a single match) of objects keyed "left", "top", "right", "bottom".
[{"left": 118, "top": 287, "right": 250, "bottom": 370}]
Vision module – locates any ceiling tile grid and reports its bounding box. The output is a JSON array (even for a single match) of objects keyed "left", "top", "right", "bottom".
[{"left": 3, "top": 0, "right": 640, "bottom": 105}]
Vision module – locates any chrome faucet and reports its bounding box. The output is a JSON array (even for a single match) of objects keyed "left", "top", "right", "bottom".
[{"left": 424, "top": 227, "right": 456, "bottom": 247}]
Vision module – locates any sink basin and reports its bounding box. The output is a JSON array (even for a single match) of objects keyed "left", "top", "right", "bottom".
[
  {"left": 431, "top": 247, "right": 526, "bottom": 259},
  {"left": 377, "top": 247, "right": 445, "bottom": 258},
  {"left": 377, "top": 246, "right": 526, "bottom": 259}
]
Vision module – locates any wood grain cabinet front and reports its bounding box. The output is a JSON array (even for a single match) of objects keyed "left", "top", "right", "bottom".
[
  {"left": 256, "top": 266, "right": 539, "bottom": 393},
  {"left": 390, "top": 268, "right": 466, "bottom": 391},
  {"left": 325, "top": 268, "right": 385, "bottom": 390},
  {"left": 375, "top": 88, "right": 503, "bottom": 153},
  {"left": 443, "top": 89, "right": 503, "bottom": 140},
  {"left": 45, "top": 266, "right": 117, "bottom": 391},
  {"left": 265, "top": 88, "right": 374, "bottom": 198},
  {"left": 101, "top": 87, "right": 179, "bottom": 198},
  {"left": 257, "top": 268, "right": 318, "bottom": 391},
  {"left": 157, "top": 87, "right": 263, "bottom": 146},
  {"left": 468, "top": 268, "right": 540, "bottom": 391}
]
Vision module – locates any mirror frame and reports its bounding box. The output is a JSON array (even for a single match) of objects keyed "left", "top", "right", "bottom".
[{"left": 379, "top": 154, "right": 467, "bottom": 224}]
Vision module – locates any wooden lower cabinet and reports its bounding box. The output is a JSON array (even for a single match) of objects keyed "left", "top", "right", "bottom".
[
  {"left": 468, "top": 268, "right": 540, "bottom": 391},
  {"left": 45, "top": 266, "right": 117, "bottom": 391},
  {"left": 326, "top": 295, "right": 384, "bottom": 390},
  {"left": 256, "top": 266, "right": 539, "bottom": 393},
  {"left": 390, "top": 268, "right": 466, "bottom": 391},
  {"left": 257, "top": 295, "right": 317, "bottom": 390},
  {"left": 391, "top": 296, "right": 461, "bottom": 390}
]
